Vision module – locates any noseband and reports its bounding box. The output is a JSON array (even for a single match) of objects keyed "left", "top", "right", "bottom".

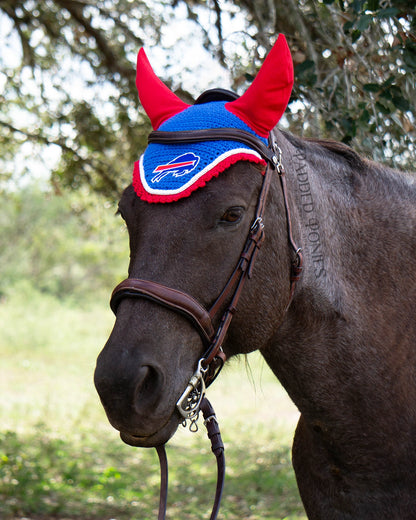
[{"left": 110, "top": 127, "right": 302, "bottom": 520}]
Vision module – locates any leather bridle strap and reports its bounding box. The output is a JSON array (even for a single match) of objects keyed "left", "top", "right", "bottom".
[
  {"left": 201, "top": 162, "right": 274, "bottom": 370},
  {"left": 200, "top": 398, "right": 225, "bottom": 520},
  {"left": 111, "top": 129, "right": 303, "bottom": 383},
  {"left": 110, "top": 279, "right": 215, "bottom": 346},
  {"left": 109, "top": 127, "right": 303, "bottom": 520},
  {"left": 148, "top": 128, "right": 276, "bottom": 164},
  {"left": 155, "top": 445, "right": 168, "bottom": 520},
  {"left": 110, "top": 128, "right": 284, "bottom": 381},
  {"left": 156, "top": 397, "right": 224, "bottom": 520},
  {"left": 110, "top": 164, "right": 272, "bottom": 383}
]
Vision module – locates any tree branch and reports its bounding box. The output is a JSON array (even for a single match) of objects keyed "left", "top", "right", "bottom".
[
  {"left": 54, "top": 0, "right": 134, "bottom": 79},
  {"left": 0, "top": 119, "right": 120, "bottom": 194}
]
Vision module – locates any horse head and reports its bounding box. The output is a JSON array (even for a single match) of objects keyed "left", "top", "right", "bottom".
[{"left": 94, "top": 35, "right": 297, "bottom": 448}]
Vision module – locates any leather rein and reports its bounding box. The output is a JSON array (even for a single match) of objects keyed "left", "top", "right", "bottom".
[{"left": 110, "top": 127, "right": 303, "bottom": 520}]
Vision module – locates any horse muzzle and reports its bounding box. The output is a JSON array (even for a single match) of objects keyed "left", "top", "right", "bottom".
[
  {"left": 94, "top": 343, "right": 183, "bottom": 446},
  {"left": 118, "top": 414, "right": 181, "bottom": 448}
]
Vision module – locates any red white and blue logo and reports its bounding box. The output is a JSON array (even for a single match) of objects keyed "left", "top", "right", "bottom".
[{"left": 151, "top": 152, "right": 200, "bottom": 183}]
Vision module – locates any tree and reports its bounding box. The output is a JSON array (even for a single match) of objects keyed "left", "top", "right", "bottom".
[
  {"left": 1, "top": 0, "right": 415, "bottom": 200},
  {"left": 0, "top": 184, "right": 128, "bottom": 297},
  {"left": 0, "top": 0, "right": 157, "bottom": 196},
  {"left": 190, "top": 0, "right": 416, "bottom": 167}
]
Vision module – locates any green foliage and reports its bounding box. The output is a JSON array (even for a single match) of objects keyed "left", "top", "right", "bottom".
[
  {"left": 0, "top": 427, "right": 305, "bottom": 519},
  {"left": 0, "top": 428, "right": 159, "bottom": 518},
  {"left": 0, "top": 184, "right": 128, "bottom": 299},
  {"left": 1, "top": 0, "right": 414, "bottom": 197},
  {"left": 0, "top": 0, "right": 154, "bottom": 197},
  {"left": 270, "top": 0, "right": 415, "bottom": 163}
]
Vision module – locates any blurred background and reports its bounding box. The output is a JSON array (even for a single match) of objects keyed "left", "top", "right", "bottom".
[{"left": 0, "top": 1, "right": 415, "bottom": 518}]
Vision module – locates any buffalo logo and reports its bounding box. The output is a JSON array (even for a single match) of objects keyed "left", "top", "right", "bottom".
[{"left": 151, "top": 152, "right": 200, "bottom": 183}]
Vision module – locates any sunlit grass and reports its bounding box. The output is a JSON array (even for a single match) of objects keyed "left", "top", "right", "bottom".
[{"left": 0, "top": 284, "right": 306, "bottom": 519}]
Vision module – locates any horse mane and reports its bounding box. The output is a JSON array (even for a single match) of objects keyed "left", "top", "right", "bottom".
[
  {"left": 305, "top": 137, "right": 366, "bottom": 171},
  {"left": 282, "top": 130, "right": 366, "bottom": 172},
  {"left": 281, "top": 130, "right": 415, "bottom": 206}
]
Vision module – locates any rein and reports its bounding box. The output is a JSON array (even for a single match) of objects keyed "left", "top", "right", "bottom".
[{"left": 110, "top": 128, "right": 303, "bottom": 519}]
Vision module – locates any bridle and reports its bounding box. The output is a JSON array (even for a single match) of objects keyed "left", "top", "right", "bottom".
[
  {"left": 110, "top": 126, "right": 302, "bottom": 520},
  {"left": 109, "top": 97, "right": 303, "bottom": 519}
]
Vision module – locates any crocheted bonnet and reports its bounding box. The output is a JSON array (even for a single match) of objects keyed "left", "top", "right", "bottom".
[{"left": 133, "top": 34, "right": 294, "bottom": 203}]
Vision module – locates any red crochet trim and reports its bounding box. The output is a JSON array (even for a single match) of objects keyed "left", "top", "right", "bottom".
[{"left": 133, "top": 154, "right": 266, "bottom": 203}]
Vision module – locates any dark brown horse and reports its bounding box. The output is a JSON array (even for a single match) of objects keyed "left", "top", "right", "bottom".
[{"left": 94, "top": 36, "right": 416, "bottom": 519}]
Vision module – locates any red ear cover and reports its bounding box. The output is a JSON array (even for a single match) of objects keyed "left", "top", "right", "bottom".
[
  {"left": 226, "top": 34, "right": 294, "bottom": 138},
  {"left": 136, "top": 48, "right": 190, "bottom": 130}
]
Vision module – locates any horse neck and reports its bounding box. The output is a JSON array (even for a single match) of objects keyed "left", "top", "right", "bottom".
[
  {"left": 265, "top": 131, "right": 416, "bottom": 415},
  {"left": 279, "top": 131, "right": 415, "bottom": 313}
]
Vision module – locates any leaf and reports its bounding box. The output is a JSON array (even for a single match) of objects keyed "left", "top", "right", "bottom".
[
  {"left": 351, "top": 29, "right": 361, "bottom": 43},
  {"left": 376, "top": 7, "right": 399, "bottom": 19},
  {"left": 351, "top": 0, "right": 365, "bottom": 14},
  {"left": 367, "top": 0, "right": 379, "bottom": 10},
  {"left": 381, "top": 75, "right": 396, "bottom": 88},
  {"left": 379, "top": 89, "right": 392, "bottom": 101},
  {"left": 343, "top": 20, "right": 355, "bottom": 32},
  {"left": 359, "top": 108, "right": 370, "bottom": 123},
  {"left": 392, "top": 96, "right": 410, "bottom": 112},
  {"left": 363, "top": 83, "right": 380, "bottom": 93},
  {"left": 340, "top": 116, "right": 357, "bottom": 137},
  {"left": 356, "top": 14, "right": 373, "bottom": 32},
  {"left": 295, "top": 59, "right": 317, "bottom": 85},
  {"left": 375, "top": 100, "right": 391, "bottom": 115},
  {"left": 325, "top": 120, "right": 335, "bottom": 131},
  {"left": 403, "top": 42, "right": 416, "bottom": 71},
  {"left": 295, "top": 59, "right": 315, "bottom": 75}
]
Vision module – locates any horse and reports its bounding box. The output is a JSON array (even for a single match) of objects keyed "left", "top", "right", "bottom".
[{"left": 94, "top": 35, "right": 416, "bottom": 519}]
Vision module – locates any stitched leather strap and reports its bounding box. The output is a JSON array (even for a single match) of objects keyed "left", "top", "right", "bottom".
[
  {"left": 200, "top": 398, "right": 225, "bottom": 520},
  {"left": 110, "top": 279, "right": 215, "bottom": 346},
  {"left": 156, "top": 397, "right": 224, "bottom": 520},
  {"left": 149, "top": 128, "right": 276, "bottom": 164}
]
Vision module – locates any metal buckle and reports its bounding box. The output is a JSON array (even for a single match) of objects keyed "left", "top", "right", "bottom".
[
  {"left": 250, "top": 216, "right": 264, "bottom": 233},
  {"left": 176, "top": 358, "right": 207, "bottom": 431},
  {"left": 271, "top": 142, "right": 284, "bottom": 174}
]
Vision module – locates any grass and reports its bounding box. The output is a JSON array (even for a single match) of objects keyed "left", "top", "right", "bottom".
[{"left": 0, "top": 283, "right": 306, "bottom": 520}]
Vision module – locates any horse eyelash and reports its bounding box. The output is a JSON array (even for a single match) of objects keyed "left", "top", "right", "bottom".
[{"left": 115, "top": 208, "right": 125, "bottom": 220}]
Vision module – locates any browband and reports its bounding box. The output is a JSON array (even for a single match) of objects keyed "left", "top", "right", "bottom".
[{"left": 148, "top": 128, "right": 277, "bottom": 165}]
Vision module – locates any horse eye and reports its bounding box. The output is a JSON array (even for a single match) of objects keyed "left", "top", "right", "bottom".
[{"left": 219, "top": 207, "right": 244, "bottom": 224}]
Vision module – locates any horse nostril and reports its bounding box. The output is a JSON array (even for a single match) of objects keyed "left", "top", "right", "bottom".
[{"left": 134, "top": 365, "right": 164, "bottom": 413}]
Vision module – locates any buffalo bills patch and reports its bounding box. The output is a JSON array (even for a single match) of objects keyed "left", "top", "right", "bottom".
[
  {"left": 133, "top": 101, "right": 267, "bottom": 203},
  {"left": 151, "top": 152, "right": 200, "bottom": 183}
]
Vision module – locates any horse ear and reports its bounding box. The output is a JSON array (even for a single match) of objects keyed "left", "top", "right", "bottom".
[
  {"left": 136, "top": 48, "right": 190, "bottom": 130},
  {"left": 226, "top": 34, "right": 294, "bottom": 138}
]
